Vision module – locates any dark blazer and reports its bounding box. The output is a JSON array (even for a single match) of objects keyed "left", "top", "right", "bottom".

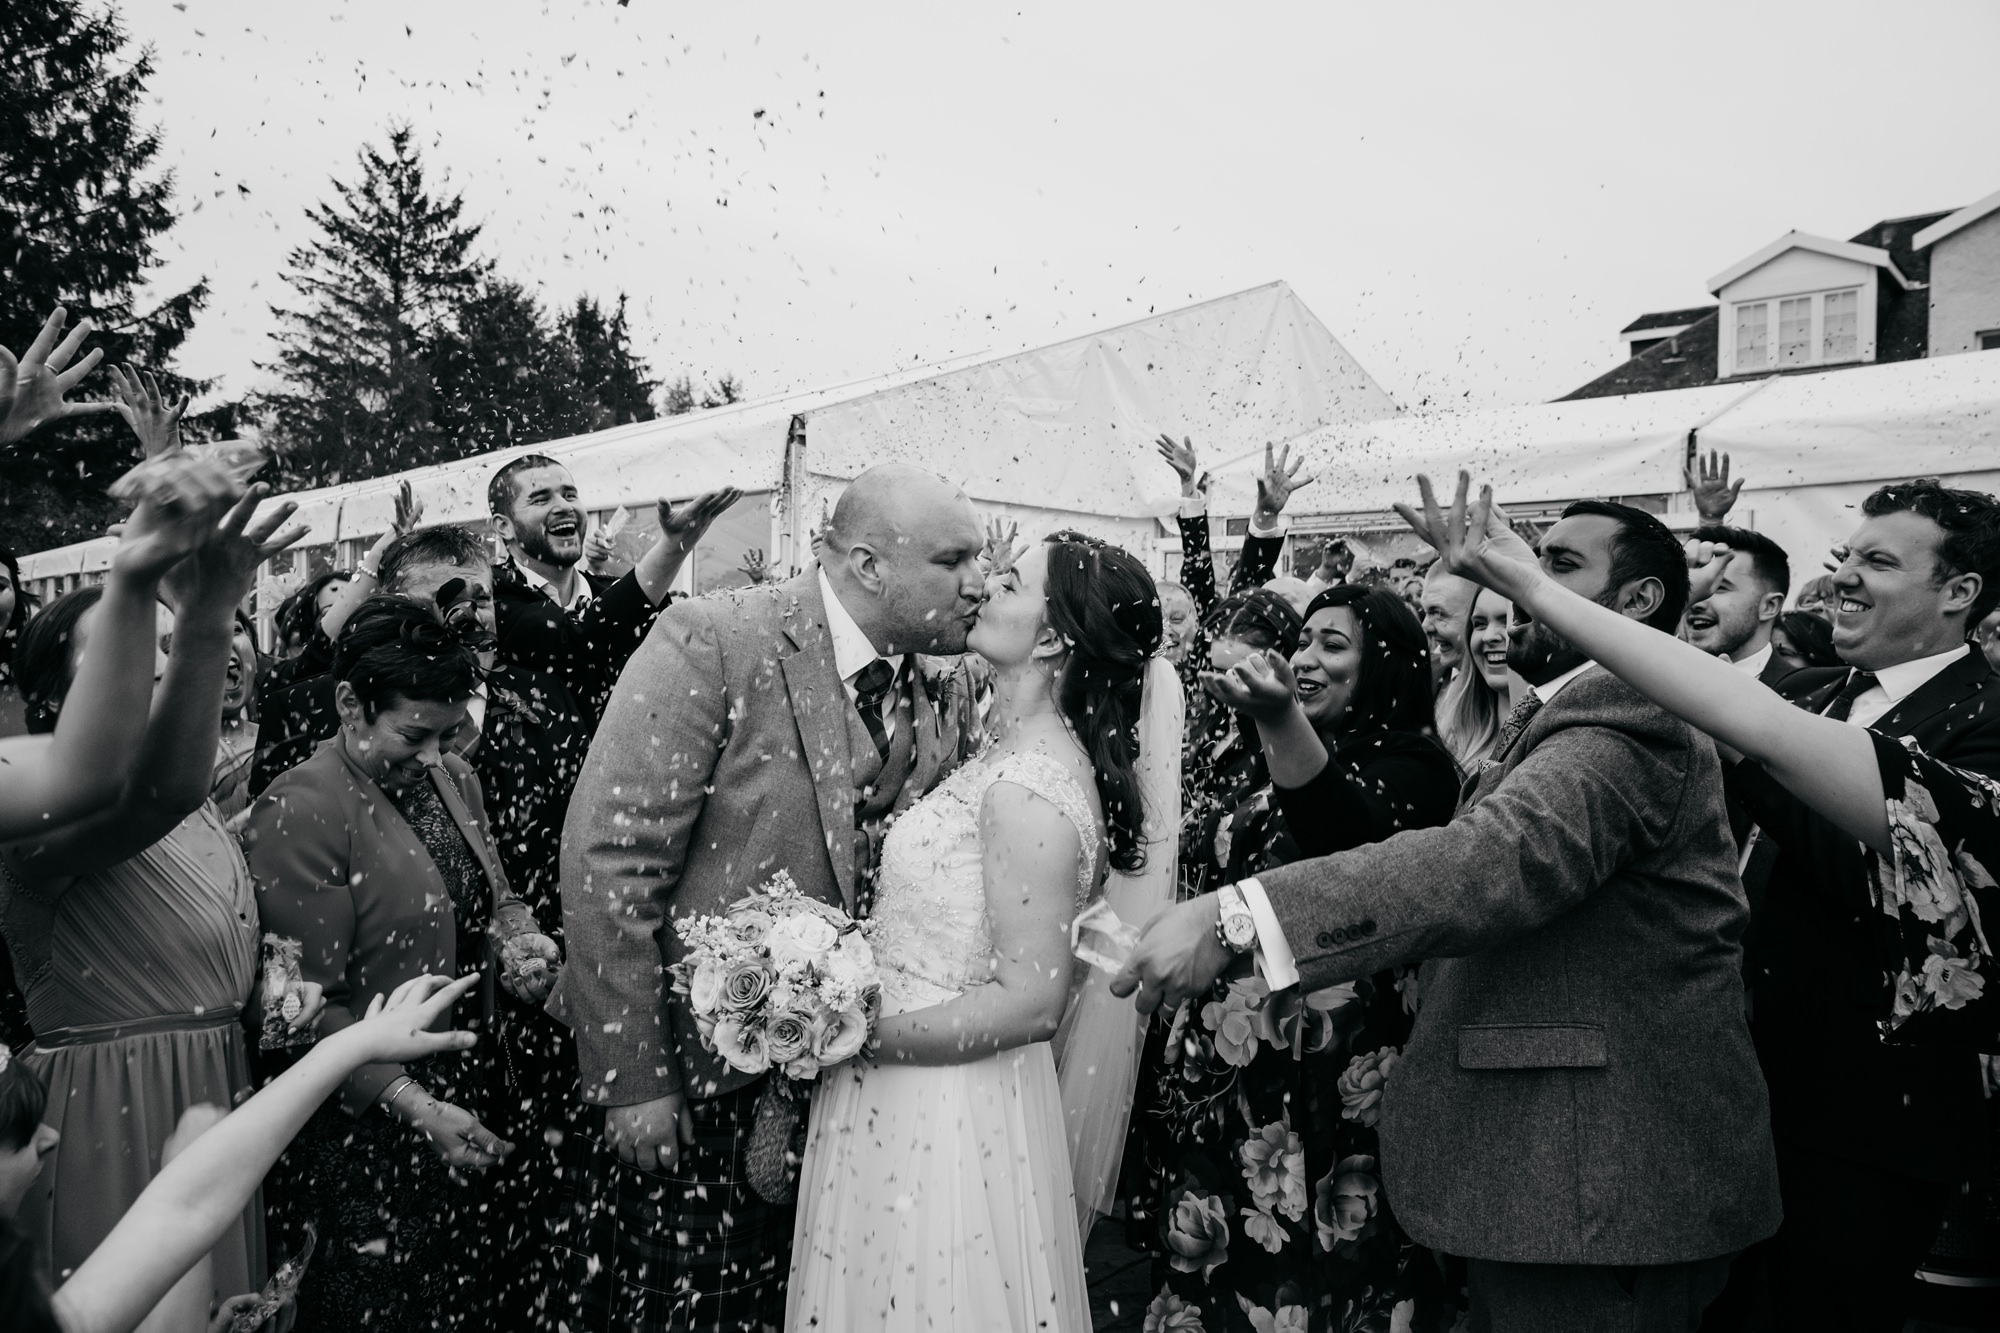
[
  {"left": 1255, "top": 667, "right": 1782, "bottom": 1266},
  {"left": 493, "top": 561, "right": 664, "bottom": 725},
  {"left": 244, "top": 741, "right": 539, "bottom": 1115},
  {"left": 1730, "top": 645, "right": 2000, "bottom": 1184},
  {"left": 550, "top": 571, "right": 981, "bottom": 1106}
]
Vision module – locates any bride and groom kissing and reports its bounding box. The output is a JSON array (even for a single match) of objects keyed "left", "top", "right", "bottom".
[{"left": 547, "top": 462, "right": 1176, "bottom": 1331}]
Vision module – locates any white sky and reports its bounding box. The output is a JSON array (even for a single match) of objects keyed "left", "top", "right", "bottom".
[{"left": 124, "top": 0, "right": 2000, "bottom": 416}]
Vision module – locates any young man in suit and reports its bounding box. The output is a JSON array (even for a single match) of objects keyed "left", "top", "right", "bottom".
[
  {"left": 488, "top": 453, "right": 741, "bottom": 724},
  {"left": 549, "top": 464, "right": 987, "bottom": 1332},
  {"left": 1716, "top": 479, "right": 2000, "bottom": 1333},
  {"left": 1686, "top": 525, "right": 1830, "bottom": 693},
  {"left": 1116, "top": 499, "right": 1782, "bottom": 1333}
]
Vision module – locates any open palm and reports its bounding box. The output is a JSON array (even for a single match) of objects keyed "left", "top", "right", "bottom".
[{"left": 1393, "top": 471, "right": 1541, "bottom": 599}]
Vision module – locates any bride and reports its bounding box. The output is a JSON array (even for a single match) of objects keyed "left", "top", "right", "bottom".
[{"left": 786, "top": 530, "right": 1172, "bottom": 1331}]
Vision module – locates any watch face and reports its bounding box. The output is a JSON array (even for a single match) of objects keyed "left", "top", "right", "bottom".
[{"left": 1224, "top": 913, "right": 1258, "bottom": 949}]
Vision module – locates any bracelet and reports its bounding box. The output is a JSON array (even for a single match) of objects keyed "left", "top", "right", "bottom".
[
  {"left": 355, "top": 564, "right": 381, "bottom": 580},
  {"left": 381, "top": 1076, "right": 420, "bottom": 1118}
]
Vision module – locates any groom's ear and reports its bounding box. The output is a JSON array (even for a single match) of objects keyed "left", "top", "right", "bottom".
[{"left": 845, "top": 541, "right": 886, "bottom": 595}]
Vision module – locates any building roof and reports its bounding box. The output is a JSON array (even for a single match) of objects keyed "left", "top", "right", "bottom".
[
  {"left": 1913, "top": 188, "right": 2000, "bottom": 251},
  {"left": 1620, "top": 305, "right": 1716, "bottom": 335},
  {"left": 1848, "top": 209, "right": 1954, "bottom": 286},
  {"left": 1562, "top": 309, "right": 1721, "bottom": 400},
  {"left": 1705, "top": 231, "right": 1914, "bottom": 294}
]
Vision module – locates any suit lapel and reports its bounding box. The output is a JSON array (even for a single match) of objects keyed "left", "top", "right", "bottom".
[
  {"left": 778, "top": 573, "right": 858, "bottom": 912},
  {"left": 1874, "top": 647, "right": 1985, "bottom": 739}
]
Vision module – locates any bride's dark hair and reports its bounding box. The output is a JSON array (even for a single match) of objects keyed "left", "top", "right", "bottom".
[{"left": 1041, "top": 531, "right": 1164, "bottom": 873}]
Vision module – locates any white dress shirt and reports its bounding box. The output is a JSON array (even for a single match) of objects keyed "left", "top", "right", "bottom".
[
  {"left": 515, "top": 560, "right": 594, "bottom": 613},
  {"left": 1730, "top": 644, "right": 1774, "bottom": 679},
  {"left": 1237, "top": 658, "right": 1596, "bottom": 990},
  {"left": 1837, "top": 645, "right": 1966, "bottom": 730},
  {"left": 819, "top": 570, "right": 905, "bottom": 742}
]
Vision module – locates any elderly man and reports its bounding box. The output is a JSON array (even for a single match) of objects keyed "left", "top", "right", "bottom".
[{"left": 1417, "top": 562, "right": 1478, "bottom": 690}]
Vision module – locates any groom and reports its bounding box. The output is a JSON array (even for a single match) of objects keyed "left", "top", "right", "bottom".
[{"left": 547, "top": 463, "right": 987, "bottom": 1331}]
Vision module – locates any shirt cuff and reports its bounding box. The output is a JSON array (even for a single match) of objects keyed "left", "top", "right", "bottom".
[
  {"left": 1249, "top": 512, "right": 1289, "bottom": 538},
  {"left": 1178, "top": 494, "right": 1209, "bottom": 520},
  {"left": 1236, "top": 876, "right": 1299, "bottom": 991}
]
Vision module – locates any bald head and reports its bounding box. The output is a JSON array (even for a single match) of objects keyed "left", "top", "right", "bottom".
[{"left": 822, "top": 464, "right": 986, "bottom": 656}]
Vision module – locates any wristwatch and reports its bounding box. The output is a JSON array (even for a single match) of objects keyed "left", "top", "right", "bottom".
[{"left": 1215, "top": 884, "right": 1259, "bottom": 954}]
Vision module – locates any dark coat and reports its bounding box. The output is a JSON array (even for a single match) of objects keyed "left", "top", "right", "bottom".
[{"left": 492, "top": 561, "right": 663, "bottom": 726}]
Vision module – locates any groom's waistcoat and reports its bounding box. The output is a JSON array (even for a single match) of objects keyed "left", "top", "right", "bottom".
[
  {"left": 1256, "top": 666, "right": 1782, "bottom": 1266},
  {"left": 550, "top": 571, "right": 976, "bottom": 1104}
]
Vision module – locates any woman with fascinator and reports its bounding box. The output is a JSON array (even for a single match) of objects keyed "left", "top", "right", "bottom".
[
  {"left": 786, "top": 531, "right": 1179, "bottom": 1331},
  {"left": 244, "top": 596, "right": 558, "bottom": 1332}
]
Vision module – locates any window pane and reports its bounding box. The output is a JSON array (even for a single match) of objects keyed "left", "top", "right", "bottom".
[
  {"left": 1823, "top": 288, "right": 1859, "bottom": 361},
  {"left": 1736, "top": 303, "right": 1769, "bottom": 371},
  {"left": 1779, "top": 297, "right": 1812, "bottom": 366}
]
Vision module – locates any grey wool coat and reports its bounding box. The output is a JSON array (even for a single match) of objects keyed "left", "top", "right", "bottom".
[
  {"left": 1256, "top": 665, "right": 1783, "bottom": 1266},
  {"left": 548, "top": 570, "right": 979, "bottom": 1106}
]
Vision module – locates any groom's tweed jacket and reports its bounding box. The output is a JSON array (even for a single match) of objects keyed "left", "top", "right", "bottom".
[
  {"left": 550, "top": 570, "right": 978, "bottom": 1105},
  {"left": 1256, "top": 666, "right": 1782, "bottom": 1266}
]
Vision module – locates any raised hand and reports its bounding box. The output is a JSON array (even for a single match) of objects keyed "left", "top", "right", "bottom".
[
  {"left": 392, "top": 478, "right": 424, "bottom": 536},
  {"left": 1201, "top": 648, "right": 1300, "bottom": 726},
  {"left": 1684, "top": 537, "right": 1733, "bottom": 607},
  {"left": 107, "top": 364, "right": 188, "bottom": 460},
  {"left": 1155, "top": 433, "right": 1204, "bottom": 494},
  {"left": 1685, "top": 449, "right": 1744, "bottom": 522},
  {"left": 1254, "top": 440, "right": 1315, "bottom": 523},
  {"left": 0, "top": 306, "right": 120, "bottom": 446},
  {"left": 738, "top": 547, "right": 772, "bottom": 584},
  {"left": 980, "top": 517, "right": 1022, "bottom": 577},
  {"left": 162, "top": 485, "right": 309, "bottom": 613},
  {"left": 1393, "top": 471, "right": 1540, "bottom": 600},
  {"left": 108, "top": 454, "right": 252, "bottom": 584},
  {"left": 656, "top": 487, "right": 743, "bottom": 554}
]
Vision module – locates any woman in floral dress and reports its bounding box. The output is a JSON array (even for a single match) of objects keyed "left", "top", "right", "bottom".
[{"left": 1137, "top": 585, "right": 1460, "bottom": 1333}]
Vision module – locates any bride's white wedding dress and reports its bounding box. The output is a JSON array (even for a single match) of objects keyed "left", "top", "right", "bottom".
[{"left": 785, "top": 747, "right": 1096, "bottom": 1332}]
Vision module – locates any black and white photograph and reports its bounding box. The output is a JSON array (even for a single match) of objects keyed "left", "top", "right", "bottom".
[{"left": 0, "top": 2, "right": 1997, "bottom": 1330}]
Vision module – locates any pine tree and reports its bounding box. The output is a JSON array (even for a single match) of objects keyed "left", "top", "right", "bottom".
[
  {"left": 259, "top": 124, "right": 487, "bottom": 486},
  {"left": 431, "top": 278, "right": 587, "bottom": 451},
  {"left": 0, "top": 0, "right": 209, "bottom": 544},
  {"left": 563, "top": 294, "right": 657, "bottom": 430},
  {"left": 660, "top": 370, "right": 744, "bottom": 417}
]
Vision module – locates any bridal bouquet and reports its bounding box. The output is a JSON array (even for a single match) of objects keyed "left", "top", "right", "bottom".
[{"left": 668, "top": 870, "right": 882, "bottom": 1083}]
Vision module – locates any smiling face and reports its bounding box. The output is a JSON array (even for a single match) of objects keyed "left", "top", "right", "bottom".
[
  {"left": 1418, "top": 568, "right": 1476, "bottom": 676},
  {"left": 1291, "top": 605, "right": 1362, "bottom": 729},
  {"left": 222, "top": 624, "right": 258, "bottom": 717},
  {"left": 1466, "top": 587, "right": 1512, "bottom": 692},
  {"left": 498, "top": 463, "right": 586, "bottom": 569},
  {"left": 335, "top": 683, "right": 472, "bottom": 793},
  {"left": 1830, "top": 511, "right": 1980, "bottom": 671},
  {"left": 1159, "top": 584, "right": 1197, "bottom": 663},
  {"left": 1685, "top": 552, "right": 1780, "bottom": 661}
]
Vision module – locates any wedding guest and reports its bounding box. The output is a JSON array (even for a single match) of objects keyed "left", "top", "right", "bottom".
[
  {"left": 1403, "top": 473, "right": 2000, "bottom": 1333},
  {"left": 1977, "top": 606, "right": 2000, "bottom": 675},
  {"left": 1300, "top": 536, "right": 1354, "bottom": 599},
  {"left": 3, "top": 973, "right": 478, "bottom": 1333},
  {"left": 246, "top": 596, "right": 556, "bottom": 1333},
  {"left": 1792, "top": 573, "right": 1835, "bottom": 617},
  {"left": 1416, "top": 562, "right": 1477, "bottom": 695},
  {"left": 1, "top": 487, "right": 301, "bottom": 1308},
  {"left": 0, "top": 307, "right": 120, "bottom": 449},
  {"left": 1153, "top": 433, "right": 1304, "bottom": 697},
  {"left": 1769, "top": 610, "right": 1840, "bottom": 673},
  {"left": 209, "top": 610, "right": 262, "bottom": 823},
  {"left": 1116, "top": 495, "right": 1782, "bottom": 1333},
  {"left": 249, "top": 572, "right": 349, "bottom": 793},
  {"left": 1159, "top": 582, "right": 1198, "bottom": 665},
  {"left": 487, "top": 453, "right": 740, "bottom": 724},
  {"left": 1435, "top": 586, "right": 1513, "bottom": 772},
  {"left": 1684, "top": 526, "right": 1832, "bottom": 697},
  {"left": 1135, "top": 584, "right": 1459, "bottom": 1330}
]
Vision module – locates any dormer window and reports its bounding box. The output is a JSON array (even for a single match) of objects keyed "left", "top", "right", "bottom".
[{"left": 1729, "top": 287, "right": 1863, "bottom": 373}]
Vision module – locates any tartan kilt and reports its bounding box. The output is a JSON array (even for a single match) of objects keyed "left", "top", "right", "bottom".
[{"left": 545, "top": 1081, "right": 796, "bottom": 1332}]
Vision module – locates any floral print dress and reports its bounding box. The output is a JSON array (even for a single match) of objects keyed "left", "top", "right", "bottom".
[{"left": 1135, "top": 735, "right": 1461, "bottom": 1333}]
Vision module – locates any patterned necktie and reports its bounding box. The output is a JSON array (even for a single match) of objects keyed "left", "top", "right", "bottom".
[
  {"left": 1494, "top": 688, "right": 1545, "bottom": 760},
  {"left": 851, "top": 658, "right": 897, "bottom": 763},
  {"left": 1821, "top": 670, "right": 1880, "bottom": 724}
]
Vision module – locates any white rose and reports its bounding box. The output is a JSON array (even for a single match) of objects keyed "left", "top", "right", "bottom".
[
  {"left": 689, "top": 957, "right": 727, "bottom": 1016},
  {"left": 814, "top": 1005, "right": 871, "bottom": 1066},
  {"left": 711, "top": 1016, "right": 770, "bottom": 1075},
  {"left": 766, "top": 913, "right": 841, "bottom": 971},
  {"left": 835, "top": 927, "right": 875, "bottom": 972},
  {"left": 784, "top": 1053, "right": 823, "bottom": 1081},
  {"left": 820, "top": 948, "right": 869, "bottom": 994}
]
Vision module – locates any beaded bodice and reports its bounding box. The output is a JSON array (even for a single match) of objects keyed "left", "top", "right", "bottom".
[{"left": 867, "top": 747, "right": 1100, "bottom": 1015}]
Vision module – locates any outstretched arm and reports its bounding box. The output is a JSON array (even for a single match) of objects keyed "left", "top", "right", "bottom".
[
  {"left": 52, "top": 974, "right": 480, "bottom": 1333},
  {"left": 1398, "top": 471, "right": 1889, "bottom": 852},
  {"left": 871, "top": 782, "right": 1080, "bottom": 1065}
]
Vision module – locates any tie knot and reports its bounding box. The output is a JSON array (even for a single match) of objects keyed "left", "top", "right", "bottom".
[{"left": 852, "top": 658, "right": 895, "bottom": 706}]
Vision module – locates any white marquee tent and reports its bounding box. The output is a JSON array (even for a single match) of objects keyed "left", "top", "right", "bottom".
[{"left": 17, "top": 281, "right": 1400, "bottom": 616}]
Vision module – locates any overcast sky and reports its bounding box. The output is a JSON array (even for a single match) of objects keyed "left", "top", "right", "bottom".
[{"left": 124, "top": 0, "right": 2000, "bottom": 417}]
